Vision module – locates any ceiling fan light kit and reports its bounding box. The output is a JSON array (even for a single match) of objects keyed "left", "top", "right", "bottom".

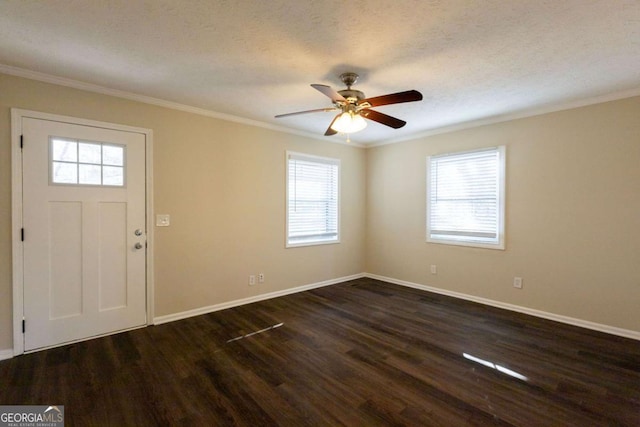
[
  {"left": 331, "top": 111, "right": 367, "bottom": 134},
  {"left": 276, "top": 72, "right": 423, "bottom": 139}
]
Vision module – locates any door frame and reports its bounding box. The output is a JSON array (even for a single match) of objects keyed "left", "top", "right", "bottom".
[{"left": 11, "top": 109, "right": 155, "bottom": 355}]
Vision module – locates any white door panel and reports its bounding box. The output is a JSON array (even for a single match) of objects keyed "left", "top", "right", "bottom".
[
  {"left": 98, "top": 202, "right": 128, "bottom": 311},
  {"left": 22, "top": 117, "right": 146, "bottom": 351}
]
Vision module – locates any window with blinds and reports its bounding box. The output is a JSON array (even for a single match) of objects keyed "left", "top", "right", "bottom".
[
  {"left": 286, "top": 152, "right": 340, "bottom": 247},
  {"left": 427, "top": 146, "right": 505, "bottom": 249}
]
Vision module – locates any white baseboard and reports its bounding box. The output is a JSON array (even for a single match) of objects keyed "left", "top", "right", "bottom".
[
  {"left": 365, "top": 273, "right": 640, "bottom": 341},
  {"left": 153, "top": 273, "right": 366, "bottom": 325},
  {"left": 5, "top": 272, "right": 637, "bottom": 358}
]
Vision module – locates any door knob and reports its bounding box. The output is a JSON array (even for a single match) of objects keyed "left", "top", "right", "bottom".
[
  {"left": 134, "top": 229, "right": 143, "bottom": 236},
  {"left": 134, "top": 242, "right": 143, "bottom": 250}
]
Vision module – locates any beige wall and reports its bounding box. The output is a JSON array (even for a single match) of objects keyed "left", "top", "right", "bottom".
[
  {"left": 366, "top": 97, "right": 640, "bottom": 332},
  {"left": 2, "top": 73, "right": 639, "bottom": 352},
  {"left": 0, "top": 73, "right": 366, "bottom": 350}
]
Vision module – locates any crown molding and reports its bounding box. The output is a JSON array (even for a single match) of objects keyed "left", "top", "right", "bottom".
[
  {"left": 0, "top": 64, "right": 365, "bottom": 148},
  {"left": 3, "top": 63, "right": 638, "bottom": 150},
  {"left": 369, "top": 86, "right": 640, "bottom": 148}
]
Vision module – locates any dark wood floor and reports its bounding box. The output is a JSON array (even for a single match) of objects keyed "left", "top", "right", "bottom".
[{"left": 1, "top": 278, "right": 639, "bottom": 426}]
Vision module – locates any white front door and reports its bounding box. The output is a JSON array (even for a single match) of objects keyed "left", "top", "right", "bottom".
[{"left": 21, "top": 117, "right": 147, "bottom": 351}]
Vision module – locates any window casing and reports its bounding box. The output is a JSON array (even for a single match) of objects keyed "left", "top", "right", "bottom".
[
  {"left": 286, "top": 152, "right": 340, "bottom": 247},
  {"left": 427, "top": 146, "right": 505, "bottom": 249}
]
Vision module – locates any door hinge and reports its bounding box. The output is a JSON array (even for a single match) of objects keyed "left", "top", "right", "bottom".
[
  {"left": 21, "top": 228, "right": 24, "bottom": 242},
  {"left": 22, "top": 319, "right": 25, "bottom": 334},
  {"left": 20, "top": 135, "right": 24, "bottom": 149}
]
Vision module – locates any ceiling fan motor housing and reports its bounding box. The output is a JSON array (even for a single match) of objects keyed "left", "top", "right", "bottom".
[
  {"left": 337, "top": 89, "right": 365, "bottom": 103},
  {"left": 337, "top": 73, "right": 366, "bottom": 110}
]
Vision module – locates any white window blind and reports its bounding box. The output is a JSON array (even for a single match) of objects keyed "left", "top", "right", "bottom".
[
  {"left": 427, "top": 146, "right": 505, "bottom": 249},
  {"left": 287, "top": 152, "right": 340, "bottom": 247}
]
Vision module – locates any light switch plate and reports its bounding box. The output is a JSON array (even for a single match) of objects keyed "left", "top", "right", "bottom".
[{"left": 156, "top": 214, "right": 170, "bottom": 227}]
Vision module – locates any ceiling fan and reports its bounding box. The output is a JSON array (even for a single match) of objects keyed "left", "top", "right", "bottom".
[{"left": 275, "top": 72, "right": 423, "bottom": 137}]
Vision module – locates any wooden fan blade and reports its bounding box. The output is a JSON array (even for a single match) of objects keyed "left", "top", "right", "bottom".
[
  {"left": 361, "top": 90, "right": 423, "bottom": 108},
  {"left": 275, "top": 107, "right": 337, "bottom": 118},
  {"left": 311, "top": 84, "right": 346, "bottom": 102},
  {"left": 324, "top": 114, "right": 340, "bottom": 136},
  {"left": 360, "top": 109, "right": 406, "bottom": 129}
]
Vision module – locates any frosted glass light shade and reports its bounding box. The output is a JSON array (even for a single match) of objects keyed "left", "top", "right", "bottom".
[{"left": 330, "top": 112, "right": 367, "bottom": 133}]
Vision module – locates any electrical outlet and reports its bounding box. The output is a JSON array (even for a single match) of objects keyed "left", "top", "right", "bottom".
[
  {"left": 430, "top": 265, "right": 437, "bottom": 275},
  {"left": 513, "top": 277, "right": 523, "bottom": 289},
  {"left": 249, "top": 275, "right": 256, "bottom": 286},
  {"left": 258, "top": 273, "right": 265, "bottom": 283}
]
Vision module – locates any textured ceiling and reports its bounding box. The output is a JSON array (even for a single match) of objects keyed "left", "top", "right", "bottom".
[{"left": 1, "top": 0, "right": 639, "bottom": 145}]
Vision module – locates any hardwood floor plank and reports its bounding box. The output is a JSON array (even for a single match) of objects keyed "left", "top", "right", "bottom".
[{"left": 1, "top": 278, "right": 639, "bottom": 426}]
